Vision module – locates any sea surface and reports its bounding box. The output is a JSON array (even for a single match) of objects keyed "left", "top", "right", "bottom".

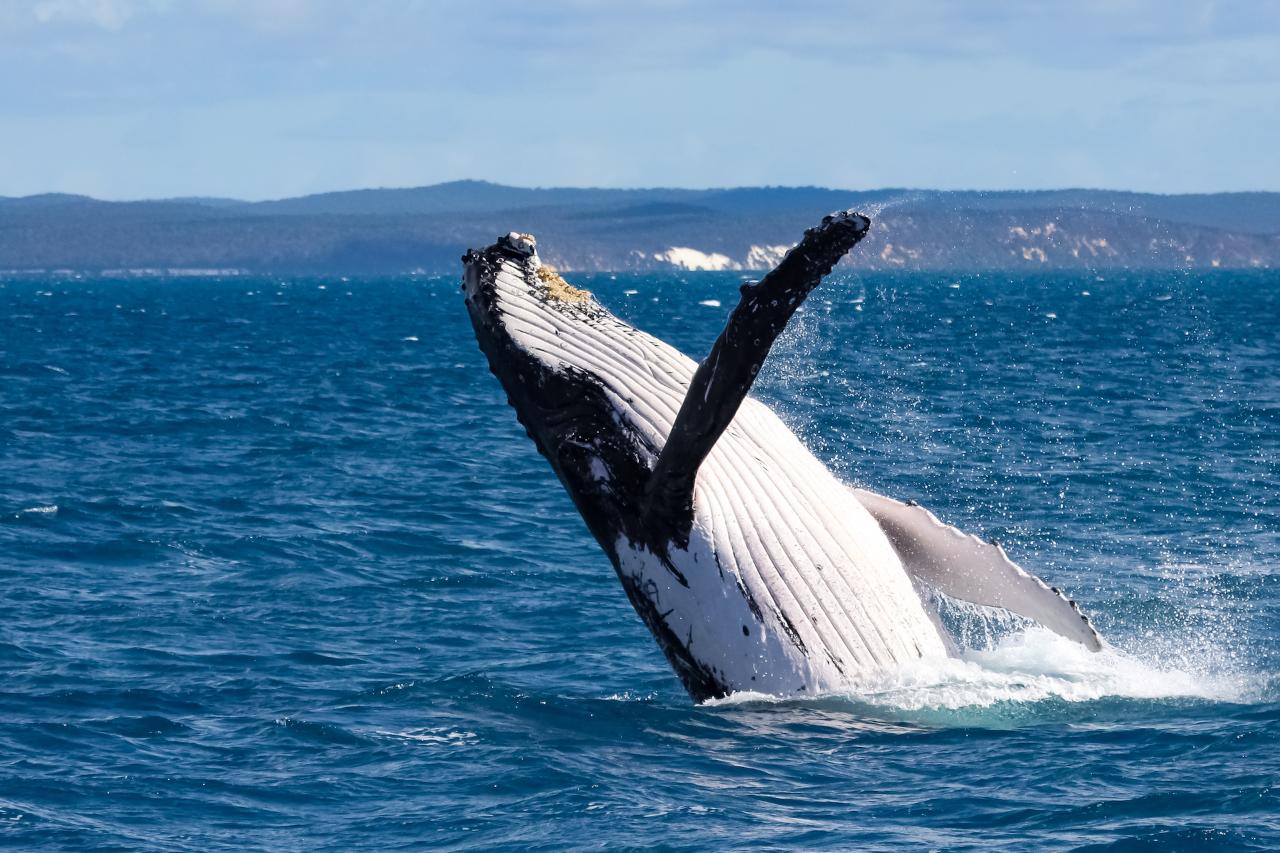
[{"left": 1, "top": 268, "right": 1277, "bottom": 850}]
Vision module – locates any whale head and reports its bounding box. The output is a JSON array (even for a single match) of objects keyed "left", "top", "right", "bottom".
[{"left": 461, "top": 232, "right": 658, "bottom": 553}]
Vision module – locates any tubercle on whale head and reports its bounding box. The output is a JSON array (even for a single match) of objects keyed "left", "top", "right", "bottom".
[
  {"left": 461, "top": 232, "right": 537, "bottom": 308},
  {"left": 499, "top": 231, "right": 537, "bottom": 257},
  {"left": 462, "top": 231, "right": 595, "bottom": 309},
  {"left": 535, "top": 264, "right": 593, "bottom": 304}
]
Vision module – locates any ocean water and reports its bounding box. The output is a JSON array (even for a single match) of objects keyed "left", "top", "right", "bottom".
[{"left": 1, "top": 269, "right": 1277, "bottom": 851}]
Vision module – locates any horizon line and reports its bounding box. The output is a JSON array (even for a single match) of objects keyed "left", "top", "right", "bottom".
[{"left": 4, "top": 179, "right": 1280, "bottom": 206}]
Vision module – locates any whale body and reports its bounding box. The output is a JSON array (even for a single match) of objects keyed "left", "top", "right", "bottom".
[{"left": 463, "top": 212, "right": 1100, "bottom": 702}]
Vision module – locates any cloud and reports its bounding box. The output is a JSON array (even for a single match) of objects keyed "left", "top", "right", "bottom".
[
  {"left": 30, "top": 0, "right": 161, "bottom": 30},
  {"left": 18, "top": 0, "right": 316, "bottom": 33},
  {"left": 198, "top": 0, "right": 316, "bottom": 33},
  {"left": 0, "top": 0, "right": 1277, "bottom": 196}
]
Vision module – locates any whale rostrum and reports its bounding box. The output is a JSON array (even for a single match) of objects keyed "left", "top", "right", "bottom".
[{"left": 462, "top": 211, "right": 1101, "bottom": 703}]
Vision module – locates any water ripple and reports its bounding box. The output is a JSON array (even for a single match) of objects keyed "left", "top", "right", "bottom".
[{"left": 0, "top": 271, "right": 1276, "bottom": 850}]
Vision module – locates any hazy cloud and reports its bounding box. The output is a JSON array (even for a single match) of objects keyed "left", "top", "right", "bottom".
[
  {"left": 29, "top": 0, "right": 158, "bottom": 30},
  {"left": 1, "top": 1, "right": 1276, "bottom": 197}
]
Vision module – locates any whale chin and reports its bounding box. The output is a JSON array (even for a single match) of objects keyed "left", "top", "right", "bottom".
[{"left": 462, "top": 212, "right": 1101, "bottom": 703}]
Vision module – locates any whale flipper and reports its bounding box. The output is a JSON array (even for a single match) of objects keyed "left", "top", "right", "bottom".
[
  {"left": 852, "top": 488, "right": 1103, "bottom": 651},
  {"left": 645, "top": 211, "right": 871, "bottom": 547}
]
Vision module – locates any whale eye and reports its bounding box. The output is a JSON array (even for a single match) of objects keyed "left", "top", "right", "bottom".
[{"left": 742, "top": 625, "right": 750, "bottom": 636}]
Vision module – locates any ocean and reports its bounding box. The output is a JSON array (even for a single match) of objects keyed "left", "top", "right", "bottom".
[{"left": 1, "top": 269, "right": 1277, "bottom": 850}]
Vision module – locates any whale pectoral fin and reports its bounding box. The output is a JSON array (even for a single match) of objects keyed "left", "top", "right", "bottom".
[
  {"left": 644, "top": 211, "right": 872, "bottom": 546},
  {"left": 852, "top": 488, "right": 1103, "bottom": 652}
]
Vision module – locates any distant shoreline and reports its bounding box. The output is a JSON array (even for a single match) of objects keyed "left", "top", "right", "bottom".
[{"left": 2, "top": 180, "right": 1277, "bottom": 274}]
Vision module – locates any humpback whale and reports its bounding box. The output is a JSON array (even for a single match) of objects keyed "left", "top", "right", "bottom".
[{"left": 462, "top": 211, "right": 1101, "bottom": 703}]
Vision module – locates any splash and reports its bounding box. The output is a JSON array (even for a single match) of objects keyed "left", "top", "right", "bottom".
[
  {"left": 706, "top": 626, "right": 1260, "bottom": 718},
  {"left": 853, "top": 190, "right": 933, "bottom": 222}
]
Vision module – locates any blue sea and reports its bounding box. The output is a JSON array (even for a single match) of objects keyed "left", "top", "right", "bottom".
[{"left": 2, "top": 268, "right": 1277, "bottom": 850}]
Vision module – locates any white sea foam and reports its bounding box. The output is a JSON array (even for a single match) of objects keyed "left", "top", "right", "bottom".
[
  {"left": 603, "top": 691, "right": 658, "bottom": 702},
  {"left": 374, "top": 727, "right": 476, "bottom": 746},
  {"left": 706, "top": 627, "right": 1257, "bottom": 714},
  {"left": 698, "top": 299, "right": 722, "bottom": 308},
  {"left": 20, "top": 505, "right": 58, "bottom": 515}
]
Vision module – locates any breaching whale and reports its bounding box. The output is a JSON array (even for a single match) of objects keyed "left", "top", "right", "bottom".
[{"left": 462, "top": 211, "right": 1101, "bottom": 703}]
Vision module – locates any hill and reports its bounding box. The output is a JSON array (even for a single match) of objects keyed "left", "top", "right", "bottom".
[{"left": 2, "top": 181, "right": 1277, "bottom": 274}]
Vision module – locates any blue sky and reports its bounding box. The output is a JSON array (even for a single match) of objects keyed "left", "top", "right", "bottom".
[{"left": 2, "top": 0, "right": 1278, "bottom": 199}]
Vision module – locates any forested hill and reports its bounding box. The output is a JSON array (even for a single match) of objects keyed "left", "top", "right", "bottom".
[{"left": 2, "top": 181, "right": 1277, "bottom": 274}]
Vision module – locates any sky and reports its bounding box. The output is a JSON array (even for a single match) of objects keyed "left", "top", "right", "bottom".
[{"left": 1, "top": 0, "right": 1278, "bottom": 200}]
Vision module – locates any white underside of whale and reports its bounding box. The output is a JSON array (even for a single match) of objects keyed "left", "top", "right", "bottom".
[{"left": 483, "top": 254, "right": 1100, "bottom": 697}]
